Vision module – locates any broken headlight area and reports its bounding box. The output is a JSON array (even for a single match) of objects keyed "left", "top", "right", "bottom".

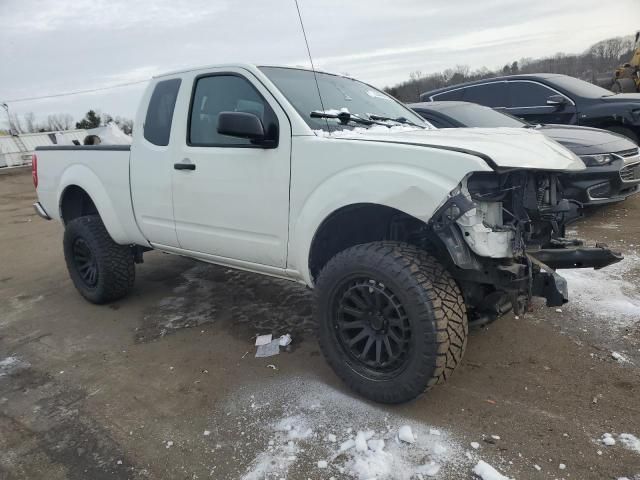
[{"left": 429, "top": 170, "right": 622, "bottom": 321}]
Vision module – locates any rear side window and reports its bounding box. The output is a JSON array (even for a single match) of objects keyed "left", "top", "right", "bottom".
[
  {"left": 188, "top": 74, "right": 278, "bottom": 147},
  {"left": 431, "top": 89, "right": 464, "bottom": 101},
  {"left": 144, "top": 78, "right": 181, "bottom": 146},
  {"left": 508, "top": 81, "right": 559, "bottom": 107},
  {"left": 462, "top": 83, "right": 508, "bottom": 108}
]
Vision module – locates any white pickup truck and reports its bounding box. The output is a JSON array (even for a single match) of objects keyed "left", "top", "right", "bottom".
[{"left": 33, "top": 64, "right": 621, "bottom": 403}]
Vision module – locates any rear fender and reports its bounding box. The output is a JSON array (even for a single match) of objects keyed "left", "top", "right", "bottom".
[{"left": 57, "top": 165, "right": 134, "bottom": 245}]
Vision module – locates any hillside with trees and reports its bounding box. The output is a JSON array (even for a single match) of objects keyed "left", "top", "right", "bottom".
[{"left": 385, "top": 34, "right": 636, "bottom": 102}]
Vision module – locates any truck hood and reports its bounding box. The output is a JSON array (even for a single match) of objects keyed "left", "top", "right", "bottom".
[{"left": 324, "top": 126, "right": 585, "bottom": 171}]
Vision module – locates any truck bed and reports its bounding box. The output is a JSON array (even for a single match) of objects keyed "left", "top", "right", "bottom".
[{"left": 34, "top": 145, "right": 147, "bottom": 245}]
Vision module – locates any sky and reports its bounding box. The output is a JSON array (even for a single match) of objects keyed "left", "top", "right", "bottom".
[{"left": 1, "top": 0, "right": 639, "bottom": 130}]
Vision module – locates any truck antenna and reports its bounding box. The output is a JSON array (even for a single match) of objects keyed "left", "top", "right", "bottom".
[{"left": 294, "top": 0, "right": 330, "bottom": 132}]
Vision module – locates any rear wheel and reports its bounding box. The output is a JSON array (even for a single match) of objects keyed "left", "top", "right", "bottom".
[
  {"left": 63, "top": 215, "right": 135, "bottom": 304},
  {"left": 315, "top": 242, "right": 467, "bottom": 404}
]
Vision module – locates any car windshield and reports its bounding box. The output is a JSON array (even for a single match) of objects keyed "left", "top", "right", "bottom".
[
  {"left": 548, "top": 76, "right": 615, "bottom": 98},
  {"left": 437, "top": 103, "right": 526, "bottom": 128},
  {"left": 259, "top": 66, "right": 429, "bottom": 131}
]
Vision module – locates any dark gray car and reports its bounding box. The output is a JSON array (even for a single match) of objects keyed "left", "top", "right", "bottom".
[{"left": 409, "top": 101, "right": 640, "bottom": 205}]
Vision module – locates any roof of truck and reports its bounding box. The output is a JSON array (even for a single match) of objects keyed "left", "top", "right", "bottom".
[{"left": 154, "top": 63, "right": 349, "bottom": 79}]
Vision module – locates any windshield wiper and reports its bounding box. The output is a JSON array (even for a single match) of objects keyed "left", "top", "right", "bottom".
[
  {"left": 310, "top": 110, "right": 391, "bottom": 127},
  {"left": 367, "top": 114, "right": 426, "bottom": 129}
]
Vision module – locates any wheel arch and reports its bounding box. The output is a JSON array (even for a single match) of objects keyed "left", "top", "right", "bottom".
[
  {"left": 59, "top": 185, "right": 98, "bottom": 225},
  {"left": 288, "top": 163, "right": 468, "bottom": 286},
  {"left": 56, "top": 165, "right": 132, "bottom": 244}
]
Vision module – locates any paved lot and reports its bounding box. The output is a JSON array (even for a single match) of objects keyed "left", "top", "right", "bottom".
[{"left": 1, "top": 168, "right": 639, "bottom": 479}]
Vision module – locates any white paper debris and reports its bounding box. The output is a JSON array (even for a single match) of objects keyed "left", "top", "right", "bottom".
[
  {"left": 491, "top": 435, "right": 500, "bottom": 440},
  {"left": 165, "top": 440, "right": 173, "bottom": 448},
  {"left": 327, "top": 433, "right": 337, "bottom": 443},
  {"left": 611, "top": 351, "right": 629, "bottom": 363},
  {"left": 398, "top": 425, "right": 415, "bottom": 444},
  {"left": 534, "top": 464, "right": 541, "bottom": 471},
  {"left": 203, "top": 430, "right": 211, "bottom": 436},
  {"left": 279, "top": 334, "right": 292, "bottom": 347},
  {"left": 473, "top": 460, "right": 512, "bottom": 480},
  {"left": 317, "top": 460, "right": 328, "bottom": 469},
  {"left": 255, "top": 334, "right": 273, "bottom": 346},
  {"left": 470, "top": 442, "right": 480, "bottom": 449},
  {"left": 559, "top": 463, "right": 566, "bottom": 470},
  {"left": 256, "top": 339, "right": 280, "bottom": 357}
]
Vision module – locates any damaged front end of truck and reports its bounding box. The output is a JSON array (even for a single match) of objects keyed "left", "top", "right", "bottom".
[{"left": 427, "top": 169, "right": 622, "bottom": 326}]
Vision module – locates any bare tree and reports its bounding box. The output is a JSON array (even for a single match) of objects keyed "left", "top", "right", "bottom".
[
  {"left": 385, "top": 33, "right": 637, "bottom": 102},
  {"left": 24, "top": 112, "right": 37, "bottom": 133},
  {"left": 47, "top": 113, "right": 74, "bottom": 131},
  {"left": 8, "top": 113, "right": 24, "bottom": 134}
]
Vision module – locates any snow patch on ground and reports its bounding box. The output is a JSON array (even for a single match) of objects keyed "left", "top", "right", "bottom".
[
  {"left": 147, "top": 264, "right": 217, "bottom": 337},
  {"left": 558, "top": 253, "right": 640, "bottom": 328},
  {"left": 0, "top": 356, "right": 30, "bottom": 377},
  {"left": 618, "top": 433, "right": 640, "bottom": 454},
  {"left": 233, "top": 378, "right": 473, "bottom": 480}
]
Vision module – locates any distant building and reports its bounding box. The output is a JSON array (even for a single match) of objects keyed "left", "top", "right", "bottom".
[{"left": 0, "top": 130, "right": 87, "bottom": 168}]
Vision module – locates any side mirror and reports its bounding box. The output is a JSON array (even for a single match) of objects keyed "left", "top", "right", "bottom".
[
  {"left": 217, "top": 111, "right": 265, "bottom": 141},
  {"left": 546, "top": 94, "right": 566, "bottom": 106}
]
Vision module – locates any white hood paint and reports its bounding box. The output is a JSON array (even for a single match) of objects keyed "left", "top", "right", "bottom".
[{"left": 320, "top": 127, "right": 585, "bottom": 171}]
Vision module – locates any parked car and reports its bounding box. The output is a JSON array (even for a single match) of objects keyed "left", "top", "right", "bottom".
[
  {"left": 420, "top": 74, "right": 640, "bottom": 144},
  {"left": 409, "top": 101, "right": 640, "bottom": 206},
  {"left": 32, "top": 64, "right": 621, "bottom": 404}
]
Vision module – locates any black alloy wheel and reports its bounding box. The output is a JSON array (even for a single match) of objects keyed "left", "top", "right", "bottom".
[
  {"left": 334, "top": 278, "right": 412, "bottom": 375},
  {"left": 72, "top": 237, "right": 99, "bottom": 287}
]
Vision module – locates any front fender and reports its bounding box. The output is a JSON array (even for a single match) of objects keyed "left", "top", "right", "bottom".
[
  {"left": 289, "top": 163, "right": 481, "bottom": 285},
  {"left": 57, "top": 165, "right": 143, "bottom": 245}
]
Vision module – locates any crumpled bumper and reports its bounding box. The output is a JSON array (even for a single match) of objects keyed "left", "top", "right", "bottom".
[{"left": 527, "top": 244, "right": 623, "bottom": 306}]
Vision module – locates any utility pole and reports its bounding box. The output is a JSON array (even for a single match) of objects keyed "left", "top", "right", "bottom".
[{"left": 1, "top": 103, "right": 16, "bottom": 135}]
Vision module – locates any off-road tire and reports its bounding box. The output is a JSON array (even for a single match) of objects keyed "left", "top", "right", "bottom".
[
  {"left": 63, "top": 215, "right": 135, "bottom": 304},
  {"left": 315, "top": 241, "right": 467, "bottom": 404},
  {"left": 606, "top": 125, "right": 639, "bottom": 145}
]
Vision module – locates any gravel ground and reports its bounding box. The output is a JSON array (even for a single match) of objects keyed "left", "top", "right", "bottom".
[{"left": 1, "top": 168, "right": 639, "bottom": 479}]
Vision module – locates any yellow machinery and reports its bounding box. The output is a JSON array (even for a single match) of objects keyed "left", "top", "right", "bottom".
[{"left": 612, "top": 31, "right": 640, "bottom": 93}]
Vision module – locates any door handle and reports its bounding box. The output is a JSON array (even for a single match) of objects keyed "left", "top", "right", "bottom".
[{"left": 174, "top": 162, "right": 196, "bottom": 171}]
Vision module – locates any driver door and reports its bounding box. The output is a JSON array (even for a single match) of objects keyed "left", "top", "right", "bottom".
[{"left": 170, "top": 68, "right": 291, "bottom": 267}]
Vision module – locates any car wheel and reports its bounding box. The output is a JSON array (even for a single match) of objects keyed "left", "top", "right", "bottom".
[
  {"left": 63, "top": 215, "right": 135, "bottom": 304},
  {"left": 315, "top": 241, "right": 467, "bottom": 404},
  {"left": 606, "top": 125, "right": 639, "bottom": 145}
]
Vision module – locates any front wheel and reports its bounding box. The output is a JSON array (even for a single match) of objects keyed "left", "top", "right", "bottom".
[
  {"left": 63, "top": 215, "right": 135, "bottom": 304},
  {"left": 315, "top": 242, "right": 467, "bottom": 404}
]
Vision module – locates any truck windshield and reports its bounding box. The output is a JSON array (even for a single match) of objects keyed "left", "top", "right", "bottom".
[{"left": 259, "top": 66, "right": 429, "bottom": 132}]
